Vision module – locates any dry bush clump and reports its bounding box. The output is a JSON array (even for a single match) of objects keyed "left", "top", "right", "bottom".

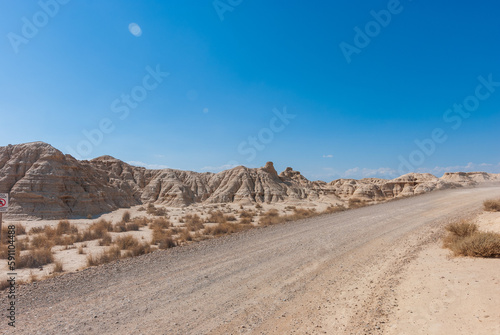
[
  {"left": 452, "top": 232, "right": 500, "bottom": 257},
  {"left": 287, "top": 207, "right": 317, "bottom": 220},
  {"left": 30, "top": 234, "right": 54, "bottom": 249},
  {"left": 56, "top": 220, "right": 78, "bottom": 235},
  {"left": 115, "top": 235, "right": 139, "bottom": 250},
  {"left": 184, "top": 214, "right": 204, "bottom": 231},
  {"left": 124, "top": 243, "right": 152, "bottom": 258},
  {"left": 204, "top": 222, "right": 248, "bottom": 236},
  {"left": 98, "top": 232, "right": 113, "bottom": 246},
  {"left": 86, "top": 246, "right": 121, "bottom": 266},
  {"left": 14, "top": 224, "right": 27, "bottom": 235},
  {"left": 151, "top": 228, "right": 176, "bottom": 249},
  {"left": 18, "top": 249, "right": 54, "bottom": 268},
  {"left": 29, "top": 226, "right": 46, "bottom": 235},
  {"left": 147, "top": 203, "right": 168, "bottom": 216},
  {"left": 443, "top": 220, "right": 500, "bottom": 258},
  {"left": 259, "top": 209, "right": 284, "bottom": 226},
  {"left": 323, "top": 204, "right": 347, "bottom": 214},
  {"left": 53, "top": 261, "right": 64, "bottom": 273},
  {"left": 131, "top": 217, "right": 149, "bottom": 227},
  {"left": 348, "top": 198, "right": 366, "bottom": 209},
  {"left": 149, "top": 217, "right": 170, "bottom": 230},
  {"left": 239, "top": 209, "right": 255, "bottom": 224},
  {"left": 178, "top": 229, "right": 193, "bottom": 242},
  {"left": 122, "top": 211, "right": 131, "bottom": 222},
  {"left": 483, "top": 199, "right": 500, "bottom": 212},
  {"left": 207, "top": 210, "right": 227, "bottom": 224}
]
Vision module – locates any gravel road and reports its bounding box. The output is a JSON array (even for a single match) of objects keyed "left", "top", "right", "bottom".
[{"left": 2, "top": 185, "right": 499, "bottom": 335}]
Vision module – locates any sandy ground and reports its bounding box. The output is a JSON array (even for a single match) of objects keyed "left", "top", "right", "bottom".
[
  {"left": 386, "top": 211, "right": 500, "bottom": 335},
  {"left": 0, "top": 186, "right": 499, "bottom": 334}
]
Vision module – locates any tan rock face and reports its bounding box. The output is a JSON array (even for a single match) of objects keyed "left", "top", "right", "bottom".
[{"left": 1, "top": 142, "right": 496, "bottom": 219}]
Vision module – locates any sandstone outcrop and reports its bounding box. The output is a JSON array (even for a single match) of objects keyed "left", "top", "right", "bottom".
[{"left": 1, "top": 142, "right": 498, "bottom": 219}]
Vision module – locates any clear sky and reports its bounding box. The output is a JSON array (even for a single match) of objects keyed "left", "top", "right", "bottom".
[{"left": 1, "top": 0, "right": 499, "bottom": 181}]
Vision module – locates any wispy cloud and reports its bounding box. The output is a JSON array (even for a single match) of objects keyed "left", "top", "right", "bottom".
[
  {"left": 127, "top": 161, "right": 169, "bottom": 170},
  {"left": 322, "top": 154, "right": 333, "bottom": 158}
]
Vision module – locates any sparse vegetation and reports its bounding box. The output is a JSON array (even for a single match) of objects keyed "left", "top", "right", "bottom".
[
  {"left": 53, "top": 261, "right": 64, "bottom": 273},
  {"left": 18, "top": 248, "right": 54, "bottom": 268},
  {"left": 348, "top": 198, "right": 366, "bottom": 209},
  {"left": 56, "top": 220, "right": 78, "bottom": 235},
  {"left": 86, "top": 246, "right": 121, "bottom": 266},
  {"left": 31, "top": 234, "right": 54, "bottom": 249},
  {"left": 483, "top": 198, "right": 500, "bottom": 212},
  {"left": 443, "top": 220, "right": 500, "bottom": 258},
  {"left": 115, "top": 235, "right": 139, "bottom": 250},
  {"left": 184, "top": 214, "right": 204, "bottom": 231},
  {"left": 122, "top": 211, "right": 131, "bottom": 222},
  {"left": 98, "top": 232, "right": 113, "bottom": 246},
  {"left": 204, "top": 222, "right": 248, "bottom": 236}
]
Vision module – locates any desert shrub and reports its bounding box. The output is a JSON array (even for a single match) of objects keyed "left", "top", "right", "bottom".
[
  {"left": 124, "top": 243, "right": 152, "bottom": 258},
  {"left": 137, "top": 206, "right": 146, "bottom": 211},
  {"left": 54, "top": 235, "right": 76, "bottom": 246},
  {"left": 98, "top": 232, "right": 113, "bottom": 246},
  {"left": 207, "top": 210, "right": 227, "bottom": 224},
  {"left": 184, "top": 214, "right": 204, "bottom": 231},
  {"left": 225, "top": 214, "right": 237, "bottom": 221},
  {"left": 122, "top": 211, "right": 131, "bottom": 223},
  {"left": 115, "top": 235, "right": 139, "bottom": 250},
  {"left": 259, "top": 209, "right": 284, "bottom": 226},
  {"left": 14, "top": 224, "right": 27, "bottom": 235},
  {"left": 29, "top": 226, "right": 46, "bottom": 235},
  {"left": 90, "top": 219, "right": 113, "bottom": 236},
  {"left": 152, "top": 228, "right": 172, "bottom": 243},
  {"left": 78, "top": 245, "right": 85, "bottom": 254},
  {"left": 147, "top": 203, "right": 168, "bottom": 216},
  {"left": 323, "top": 204, "right": 347, "bottom": 214},
  {"left": 483, "top": 199, "right": 500, "bottom": 212},
  {"left": 31, "top": 234, "right": 54, "bottom": 249},
  {"left": 348, "top": 198, "right": 366, "bottom": 209},
  {"left": 149, "top": 217, "right": 170, "bottom": 230},
  {"left": 288, "top": 207, "right": 317, "bottom": 220},
  {"left": 178, "top": 229, "right": 193, "bottom": 242},
  {"left": 56, "top": 220, "right": 78, "bottom": 235},
  {"left": 446, "top": 221, "right": 478, "bottom": 238},
  {"left": 451, "top": 232, "right": 500, "bottom": 257},
  {"left": 18, "top": 249, "right": 54, "bottom": 268},
  {"left": 113, "top": 221, "right": 127, "bottom": 232},
  {"left": 204, "top": 223, "right": 247, "bottom": 236},
  {"left": 255, "top": 203, "right": 262, "bottom": 209},
  {"left": 53, "top": 261, "right": 64, "bottom": 273},
  {"left": 131, "top": 217, "right": 149, "bottom": 227},
  {"left": 86, "top": 246, "right": 121, "bottom": 266},
  {"left": 125, "top": 223, "right": 140, "bottom": 231}
]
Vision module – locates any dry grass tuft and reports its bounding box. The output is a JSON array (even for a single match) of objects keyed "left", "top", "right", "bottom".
[
  {"left": 18, "top": 248, "right": 54, "bottom": 268},
  {"left": 348, "top": 198, "right": 367, "bottom": 209},
  {"left": 323, "top": 204, "right": 347, "bottom": 214},
  {"left": 115, "top": 235, "right": 140, "bottom": 250},
  {"left": 31, "top": 234, "right": 54, "bottom": 249},
  {"left": 483, "top": 198, "right": 500, "bottom": 212},
  {"left": 207, "top": 210, "right": 227, "bottom": 224},
  {"left": 204, "top": 222, "right": 248, "bottom": 236},
  {"left": 122, "top": 211, "right": 131, "bottom": 222},
  {"left": 124, "top": 242, "right": 152, "bottom": 258},
  {"left": 56, "top": 220, "right": 78, "bottom": 235},
  {"left": 184, "top": 214, "right": 204, "bottom": 231},
  {"left": 149, "top": 217, "right": 170, "bottom": 230},
  {"left": 151, "top": 228, "right": 176, "bottom": 249},
  {"left": 53, "top": 261, "right": 64, "bottom": 273},
  {"left": 259, "top": 209, "right": 285, "bottom": 226},
  {"left": 86, "top": 246, "right": 122, "bottom": 266},
  {"left": 98, "top": 232, "right": 113, "bottom": 246},
  {"left": 443, "top": 220, "right": 500, "bottom": 258}
]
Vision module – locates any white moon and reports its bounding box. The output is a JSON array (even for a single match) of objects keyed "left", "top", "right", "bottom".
[{"left": 128, "top": 23, "right": 142, "bottom": 37}]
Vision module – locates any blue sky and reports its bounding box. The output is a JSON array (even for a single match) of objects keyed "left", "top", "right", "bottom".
[{"left": 0, "top": 0, "right": 499, "bottom": 181}]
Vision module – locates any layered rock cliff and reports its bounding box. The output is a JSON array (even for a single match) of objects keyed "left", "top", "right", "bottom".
[{"left": 1, "top": 142, "right": 498, "bottom": 219}]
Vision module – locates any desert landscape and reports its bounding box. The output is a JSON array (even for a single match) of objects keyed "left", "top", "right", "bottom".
[
  {"left": 2, "top": 2, "right": 500, "bottom": 334},
  {"left": 1, "top": 142, "right": 500, "bottom": 334}
]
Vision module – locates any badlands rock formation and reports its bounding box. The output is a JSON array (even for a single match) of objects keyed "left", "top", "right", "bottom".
[{"left": 0, "top": 142, "right": 498, "bottom": 219}]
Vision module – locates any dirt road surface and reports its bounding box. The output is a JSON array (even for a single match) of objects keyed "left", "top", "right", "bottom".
[{"left": 2, "top": 185, "right": 500, "bottom": 334}]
